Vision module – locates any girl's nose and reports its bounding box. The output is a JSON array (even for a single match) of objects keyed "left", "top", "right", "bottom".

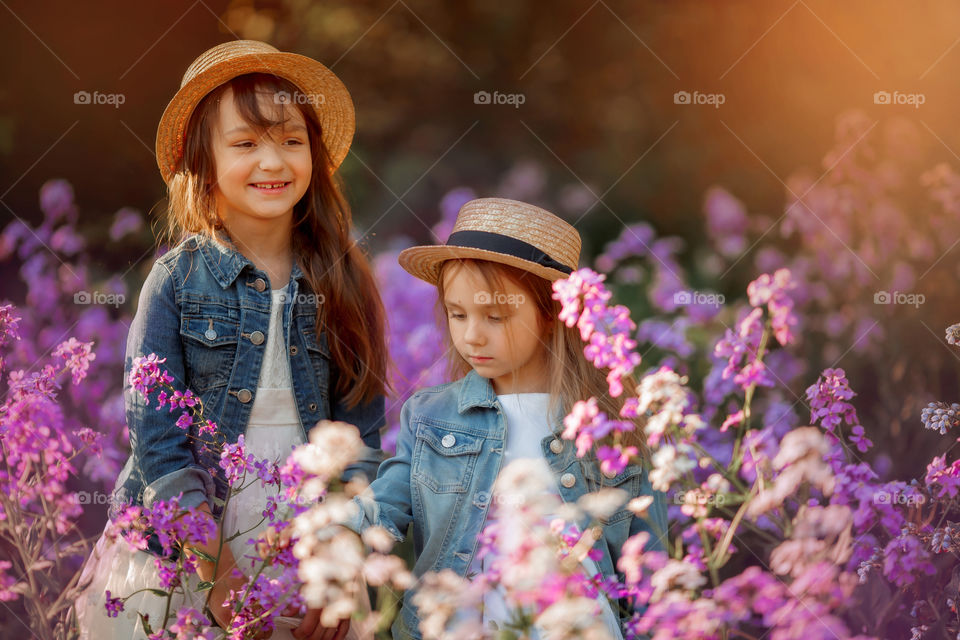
[
  {"left": 463, "top": 319, "right": 485, "bottom": 346},
  {"left": 256, "top": 141, "right": 285, "bottom": 171}
]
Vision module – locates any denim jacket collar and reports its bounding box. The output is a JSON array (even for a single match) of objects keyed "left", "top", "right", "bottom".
[
  {"left": 197, "top": 231, "right": 305, "bottom": 289},
  {"left": 456, "top": 370, "right": 499, "bottom": 413},
  {"left": 456, "top": 370, "right": 568, "bottom": 437}
]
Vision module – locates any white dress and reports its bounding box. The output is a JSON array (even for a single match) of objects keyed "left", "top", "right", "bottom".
[
  {"left": 75, "top": 284, "right": 305, "bottom": 639},
  {"left": 470, "top": 393, "right": 625, "bottom": 640}
]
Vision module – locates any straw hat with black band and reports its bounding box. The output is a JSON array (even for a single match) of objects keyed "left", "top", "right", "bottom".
[
  {"left": 155, "top": 39, "right": 355, "bottom": 185},
  {"left": 398, "top": 198, "right": 581, "bottom": 285}
]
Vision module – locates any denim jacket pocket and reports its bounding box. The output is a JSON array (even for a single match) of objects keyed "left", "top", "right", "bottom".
[
  {"left": 586, "top": 463, "right": 643, "bottom": 525},
  {"left": 179, "top": 302, "right": 241, "bottom": 393},
  {"left": 412, "top": 418, "right": 483, "bottom": 494}
]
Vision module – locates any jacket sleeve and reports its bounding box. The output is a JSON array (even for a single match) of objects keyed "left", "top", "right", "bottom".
[
  {"left": 343, "top": 395, "right": 416, "bottom": 542},
  {"left": 617, "top": 466, "right": 669, "bottom": 628},
  {"left": 125, "top": 261, "right": 214, "bottom": 512}
]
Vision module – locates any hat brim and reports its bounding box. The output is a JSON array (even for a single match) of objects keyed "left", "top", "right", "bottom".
[
  {"left": 155, "top": 51, "right": 355, "bottom": 184},
  {"left": 397, "top": 244, "right": 572, "bottom": 287}
]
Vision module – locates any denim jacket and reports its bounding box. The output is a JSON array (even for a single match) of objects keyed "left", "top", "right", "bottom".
[
  {"left": 111, "top": 233, "right": 384, "bottom": 546},
  {"left": 345, "top": 370, "right": 668, "bottom": 640}
]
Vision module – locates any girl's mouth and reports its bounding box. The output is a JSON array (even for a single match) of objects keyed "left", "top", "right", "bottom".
[
  {"left": 469, "top": 356, "right": 492, "bottom": 363},
  {"left": 249, "top": 181, "right": 291, "bottom": 194}
]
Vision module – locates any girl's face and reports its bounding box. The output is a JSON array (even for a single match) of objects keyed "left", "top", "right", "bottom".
[
  {"left": 442, "top": 261, "right": 551, "bottom": 394},
  {"left": 210, "top": 87, "right": 312, "bottom": 231}
]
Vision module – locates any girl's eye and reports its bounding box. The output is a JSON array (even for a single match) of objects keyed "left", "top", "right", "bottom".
[
  {"left": 233, "top": 142, "right": 254, "bottom": 148},
  {"left": 488, "top": 315, "right": 503, "bottom": 323},
  {"left": 285, "top": 139, "right": 304, "bottom": 145},
  {"left": 448, "top": 312, "right": 465, "bottom": 320}
]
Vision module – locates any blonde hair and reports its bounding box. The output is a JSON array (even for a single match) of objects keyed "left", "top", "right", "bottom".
[
  {"left": 436, "top": 259, "right": 649, "bottom": 462},
  {"left": 162, "top": 72, "right": 388, "bottom": 407}
]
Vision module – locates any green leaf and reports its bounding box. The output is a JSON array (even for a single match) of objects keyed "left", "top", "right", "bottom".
[
  {"left": 185, "top": 546, "right": 217, "bottom": 563},
  {"left": 148, "top": 589, "right": 168, "bottom": 597},
  {"left": 197, "top": 581, "right": 215, "bottom": 591}
]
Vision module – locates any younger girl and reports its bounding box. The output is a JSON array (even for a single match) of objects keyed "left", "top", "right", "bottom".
[
  {"left": 74, "top": 40, "right": 386, "bottom": 640},
  {"left": 345, "top": 198, "right": 668, "bottom": 639}
]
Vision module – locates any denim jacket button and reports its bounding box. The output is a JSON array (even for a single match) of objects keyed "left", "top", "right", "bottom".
[
  {"left": 441, "top": 434, "right": 456, "bottom": 448},
  {"left": 560, "top": 472, "right": 576, "bottom": 488},
  {"left": 249, "top": 330, "right": 265, "bottom": 345},
  {"left": 549, "top": 439, "right": 563, "bottom": 454},
  {"left": 204, "top": 328, "right": 218, "bottom": 340},
  {"left": 253, "top": 278, "right": 267, "bottom": 292},
  {"left": 289, "top": 345, "right": 298, "bottom": 355},
  {"left": 308, "top": 402, "right": 318, "bottom": 412},
  {"left": 237, "top": 388, "right": 253, "bottom": 403},
  {"left": 603, "top": 467, "right": 617, "bottom": 479}
]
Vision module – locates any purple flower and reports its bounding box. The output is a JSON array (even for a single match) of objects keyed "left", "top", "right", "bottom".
[
  {"left": 52, "top": 337, "right": 96, "bottom": 385},
  {"left": 882, "top": 533, "right": 936, "bottom": 587},
  {"left": 597, "top": 445, "right": 637, "bottom": 477},
  {"left": 221, "top": 435, "right": 254, "bottom": 485},
  {"left": 925, "top": 454, "right": 960, "bottom": 498},
  {"left": 175, "top": 412, "right": 192, "bottom": 430},
  {"left": 128, "top": 354, "right": 174, "bottom": 398},
  {"left": 747, "top": 269, "right": 799, "bottom": 347},
  {"left": 108, "top": 207, "right": 143, "bottom": 242},
  {"left": 104, "top": 590, "right": 124, "bottom": 617}
]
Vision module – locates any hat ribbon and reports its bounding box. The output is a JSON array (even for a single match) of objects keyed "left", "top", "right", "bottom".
[{"left": 445, "top": 230, "right": 573, "bottom": 275}]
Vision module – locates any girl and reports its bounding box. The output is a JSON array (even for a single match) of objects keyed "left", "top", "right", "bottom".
[
  {"left": 74, "top": 40, "right": 386, "bottom": 640},
  {"left": 345, "top": 198, "right": 668, "bottom": 639}
]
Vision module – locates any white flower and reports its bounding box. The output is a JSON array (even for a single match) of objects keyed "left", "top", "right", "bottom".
[
  {"left": 577, "top": 488, "right": 628, "bottom": 520},
  {"left": 536, "top": 596, "right": 614, "bottom": 640},
  {"left": 649, "top": 559, "right": 707, "bottom": 601},
  {"left": 649, "top": 443, "right": 696, "bottom": 492},
  {"left": 292, "top": 420, "right": 364, "bottom": 479}
]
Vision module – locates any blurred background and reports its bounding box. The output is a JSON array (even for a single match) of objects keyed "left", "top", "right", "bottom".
[{"left": 2, "top": 0, "right": 960, "bottom": 494}]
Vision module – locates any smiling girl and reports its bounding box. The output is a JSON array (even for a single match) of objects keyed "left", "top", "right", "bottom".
[{"left": 74, "top": 40, "right": 386, "bottom": 640}]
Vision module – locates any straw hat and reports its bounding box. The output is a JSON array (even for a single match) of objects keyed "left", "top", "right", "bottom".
[
  {"left": 398, "top": 198, "right": 581, "bottom": 285},
  {"left": 155, "top": 40, "right": 355, "bottom": 185}
]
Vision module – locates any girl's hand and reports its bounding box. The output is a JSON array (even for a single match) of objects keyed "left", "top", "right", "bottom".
[
  {"left": 293, "top": 608, "right": 350, "bottom": 640},
  {"left": 208, "top": 572, "right": 270, "bottom": 640},
  {"left": 257, "top": 523, "right": 294, "bottom": 559}
]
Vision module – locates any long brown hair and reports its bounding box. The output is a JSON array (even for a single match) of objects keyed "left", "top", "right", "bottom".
[
  {"left": 163, "top": 72, "right": 387, "bottom": 408},
  {"left": 436, "top": 259, "right": 649, "bottom": 462}
]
